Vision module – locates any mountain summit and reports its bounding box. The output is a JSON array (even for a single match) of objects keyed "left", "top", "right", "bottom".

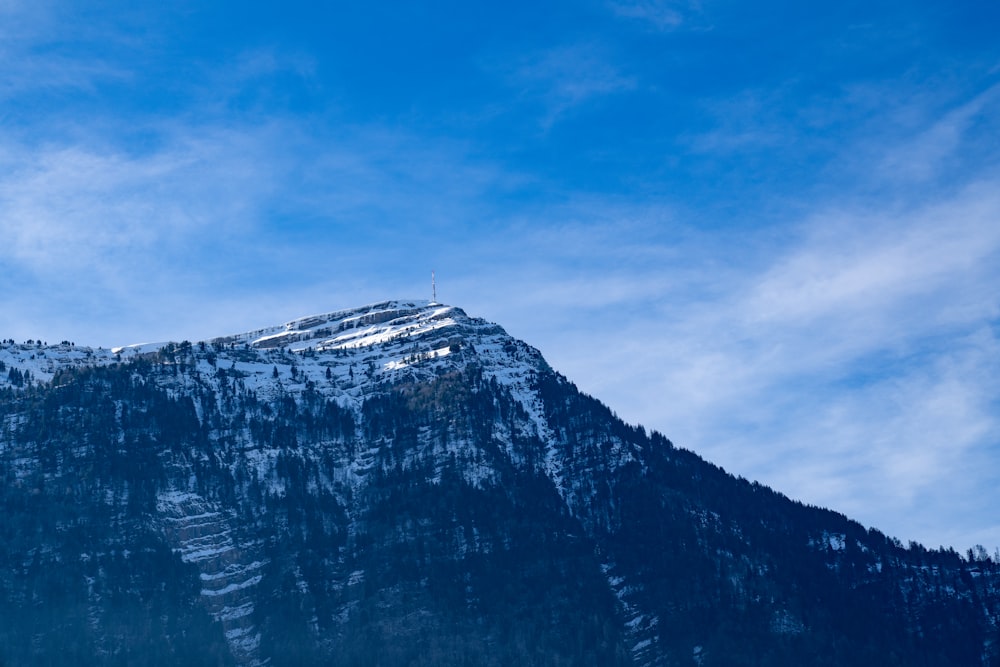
[{"left": 1, "top": 301, "right": 998, "bottom": 666}]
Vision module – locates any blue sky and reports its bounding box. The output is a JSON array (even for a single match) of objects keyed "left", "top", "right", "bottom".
[{"left": 2, "top": 0, "right": 999, "bottom": 551}]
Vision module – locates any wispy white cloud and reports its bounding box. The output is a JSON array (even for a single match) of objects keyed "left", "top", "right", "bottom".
[
  {"left": 498, "top": 44, "right": 637, "bottom": 127},
  {"left": 686, "top": 75, "right": 1000, "bottom": 206},
  {"left": 468, "top": 178, "right": 1000, "bottom": 549},
  {"left": 0, "top": 55, "right": 129, "bottom": 102},
  {"left": 433, "top": 75, "right": 1000, "bottom": 546},
  {"left": 608, "top": 0, "right": 701, "bottom": 31},
  {"left": 0, "top": 1, "right": 138, "bottom": 103},
  {"left": 686, "top": 89, "right": 794, "bottom": 155},
  {"left": 0, "top": 129, "right": 278, "bottom": 272},
  {"left": 0, "top": 104, "right": 521, "bottom": 346},
  {"left": 877, "top": 83, "right": 1000, "bottom": 183},
  {"left": 743, "top": 187, "right": 1000, "bottom": 344}
]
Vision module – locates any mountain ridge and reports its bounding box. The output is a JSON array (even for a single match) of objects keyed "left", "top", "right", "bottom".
[{"left": 2, "top": 300, "right": 999, "bottom": 665}]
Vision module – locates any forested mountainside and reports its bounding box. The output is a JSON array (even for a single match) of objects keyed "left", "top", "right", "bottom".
[{"left": 2, "top": 301, "right": 998, "bottom": 666}]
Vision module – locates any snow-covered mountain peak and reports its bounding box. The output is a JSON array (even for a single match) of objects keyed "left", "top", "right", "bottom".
[
  {"left": 228, "top": 300, "right": 463, "bottom": 352},
  {"left": 102, "top": 301, "right": 462, "bottom": 358},
  {"left": 3, "top": 299, "right": 550, "bottom": 422}
]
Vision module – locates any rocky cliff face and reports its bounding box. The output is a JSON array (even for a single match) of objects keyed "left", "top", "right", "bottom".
[{"left": 2, "top": 301, "right": 998, "bottom": 666}]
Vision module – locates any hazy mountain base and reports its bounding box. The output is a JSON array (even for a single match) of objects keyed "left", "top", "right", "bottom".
[{"left": 2, "top": 318, "right": 999, "bottom": 665}]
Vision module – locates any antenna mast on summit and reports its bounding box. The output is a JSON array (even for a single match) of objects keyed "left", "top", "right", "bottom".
[{"left": 431, "top": 270, "right": 437, "bottom": 303}]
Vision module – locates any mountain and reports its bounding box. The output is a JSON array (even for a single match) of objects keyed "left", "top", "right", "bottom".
[{"left": 1, "top": 300, "right": 998, "bottom": 666}]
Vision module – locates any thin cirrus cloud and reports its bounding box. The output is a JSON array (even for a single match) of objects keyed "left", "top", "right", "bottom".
[
  {"left": 608, "top": 0, "right": 699, "bottom": 30},
  {"left": 877, "top": 83, "right": 1000, "bottom": 184},
  {"left": 745, "top": 191, "right": 1000, "bottom": 337},
  {"left": 0, "top": 2, "right": 134, "bottom": 103},
  {"left": 498, "top": 44, "right": 638, "bottom": 127},
  {"left": 0, "top": 131, "right": 277, "bottom": 272},
  {"left": 511, "top": 181, "right": 1000, "bottom": 549},
  {"left": 0, "top": 104, "right": 525, "bottom": 345},
  {"left": 438, "top": 142, "right": 1000, "bottom": 550}
]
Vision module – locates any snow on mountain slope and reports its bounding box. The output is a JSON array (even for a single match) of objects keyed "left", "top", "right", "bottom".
[
  {"left": 4, "top": 301, "right": 1000, "bottom": 667},
  {"left": 2, "top": 300, "right": 644, "bottom": 523},
  {"left": 0, "top": 340, "right": 116, "bottom": 385},
  {"left": 2, "top": 301, "right": 544, "bottom": 407},
  {"left": 4, "top": 301, "right": 567, "bottom": 664},
  {"left": 1, "top": 300, "right": 624, "bottom": 502}
]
